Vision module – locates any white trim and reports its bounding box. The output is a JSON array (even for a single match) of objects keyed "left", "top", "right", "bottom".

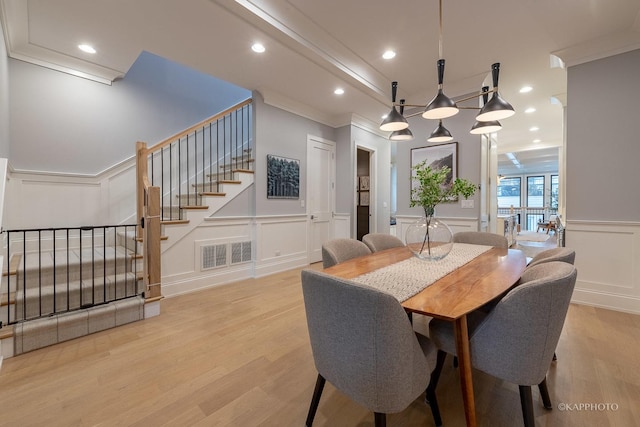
[{"left": 565, "top": 220, "right": 640, "bottom": 314}]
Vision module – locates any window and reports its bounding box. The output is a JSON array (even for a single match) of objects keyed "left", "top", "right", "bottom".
[
  {"left": 527, "top": 176, "right": 545, "bottom": 208},
  {"left": 497, "top": 177, "right": 521, "bottom": 208},
  {"left": 550, "top": 175, "right": 559, "bottom": 209}
]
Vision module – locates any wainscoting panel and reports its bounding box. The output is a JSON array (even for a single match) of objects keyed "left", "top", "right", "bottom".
[
  {"left": 255, "top": 215, "right": 308, "bottom": 277},
  {"left": 567, "top": 220, "right": 640, "bottom": 314},
  {"left": 394, "top": 215, "right": 479, "bottom": 240},
  {"left": 333, "top": 213, "right": 351, "bottom": 239}
]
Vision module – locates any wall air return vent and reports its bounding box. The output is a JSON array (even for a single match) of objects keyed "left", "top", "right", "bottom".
[
  {"left": 201, "top": 244, "right": 227, "bottom": 270},
  {"left": 231, "top": 241, "right": 252, "bottom": 264}
]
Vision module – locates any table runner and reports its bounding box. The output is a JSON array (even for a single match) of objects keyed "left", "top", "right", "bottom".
[{"left": 351, "top": 243, "right": 492, "bottom": 302}]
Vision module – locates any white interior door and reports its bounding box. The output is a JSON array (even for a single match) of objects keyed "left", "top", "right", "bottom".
[{"left": 307, "top": 136, "right": 336, "bottom": 263}]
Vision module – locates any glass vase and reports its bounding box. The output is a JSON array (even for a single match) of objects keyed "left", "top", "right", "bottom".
[{"left": 405, "top": 215, "right": 453, "bottom": 261}]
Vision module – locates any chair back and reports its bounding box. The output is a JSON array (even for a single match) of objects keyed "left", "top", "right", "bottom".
[
  {"left": 469, "top": 261, "right": 577, "bottom": 386},
  {"left": 453, "top": 231, "right": 509, "bottom": 248},
  {"left": 321, "top": 238, "right": 371, "bottom": 268},
  {"left": 362, "top": 233, "right": 405, "bottom": 252},
  {"left": 527, "top": 247, "right": 575, "bottom": 268},
  {"left": 301, "top": 269, "right": 431, "bottom": 413}
]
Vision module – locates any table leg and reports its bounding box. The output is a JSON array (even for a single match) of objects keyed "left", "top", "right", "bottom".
[{"left": 454, "top": 315, "right": 477, "bottom": 427}]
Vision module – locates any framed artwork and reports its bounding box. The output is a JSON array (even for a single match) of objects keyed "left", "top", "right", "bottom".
[
  {"left": 410, "top": 142, "right": 458, "bottom": 200},
  {"left": 359, "top": 191, "right": 370, "bottom": 206},
  {"left": 359, "top": 176, "right": 370, "bottom": 190},
  {"left": 267, "top": 155, "right": 300, "bottom": 199}
]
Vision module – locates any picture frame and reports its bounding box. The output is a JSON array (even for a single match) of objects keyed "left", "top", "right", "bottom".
[
  {"left": 410, "top": 142, "right": 458, "bottom": 200},
  {"left": 359, "top": 191, "right": 370, "bottom": 206},
  {"left": 359, "top": 176, "right": 370, "bottom": 191},
  {"left": 267, "top": 154, "right": 300, "bottom": 199}
]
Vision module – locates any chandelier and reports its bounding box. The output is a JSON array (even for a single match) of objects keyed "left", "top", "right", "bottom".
[{"left": 381, "top": 0, "right": 515, "bottom": 142}]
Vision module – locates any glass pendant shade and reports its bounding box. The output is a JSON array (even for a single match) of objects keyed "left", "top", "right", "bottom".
[
  {"left": 390, "top": 127, "right": 414, "bottom": 141},
  {"left": 422, "top": 59, "right": 459, "bottom": 120},
  {"left": 427, "top": 120, "right": 453, "bottom": 142},
  {"left": 470, "top": 119, "right": 502, "bottom": 135}
]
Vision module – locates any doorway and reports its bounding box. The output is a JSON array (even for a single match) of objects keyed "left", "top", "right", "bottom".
[
  {"left": 356, "top": 148, "right": 371, "bottom": 241},
  {"left": 306, "top": 136, "right": 336, "bottom": 263}
]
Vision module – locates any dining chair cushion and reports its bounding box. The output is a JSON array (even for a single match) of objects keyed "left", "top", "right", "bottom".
[
  {"left": 527, "top": 247, "right": 575, "bottom": 268},
  {"left": 362, "top": 233, "right": 405, "bottom": 252},
  {"left": 453, "top": 231, "right": 509, "bottom": 248},
  {"left": 321, "top": 238, "right": 371, "bottom": 268}
]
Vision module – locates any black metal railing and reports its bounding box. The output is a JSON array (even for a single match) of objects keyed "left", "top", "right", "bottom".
[
  {"left": 1, "top": 224, "right": 140, "bottom": 326},
  {"left": 148, "top": 101, "right": 253, "bottom": 221}
]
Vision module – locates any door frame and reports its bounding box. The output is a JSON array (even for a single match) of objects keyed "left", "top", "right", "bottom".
[{"left": 354, "top": 143, "right": 377, "bottom": 238}]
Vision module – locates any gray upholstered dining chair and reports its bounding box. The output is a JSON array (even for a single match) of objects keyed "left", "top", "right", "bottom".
[
  {"left": 362, "top": 233, "right": 405, "bottom": 252},
  {"left": 301, "top": 269, "right": 443, "bottom": 427},
  {"left": 321, "top": 238, "right": 371, "bottom": 268},
  {"left": 427, "top": 261, "right": 577, "bottom": 427},
  {"left": 453, "top": 231, "right": 509, "bottom": 248},
  {"left": 527, "top": 247, "right": 575, "bottom": 268}
]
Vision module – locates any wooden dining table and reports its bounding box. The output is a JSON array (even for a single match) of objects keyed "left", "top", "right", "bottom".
[{"left": 322, "top": 244, "right": 527, "bottom": 427}]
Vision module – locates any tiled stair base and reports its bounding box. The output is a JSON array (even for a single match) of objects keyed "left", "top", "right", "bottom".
[{"left": 12, "top": 297, "right": 144, "bottom": 355}]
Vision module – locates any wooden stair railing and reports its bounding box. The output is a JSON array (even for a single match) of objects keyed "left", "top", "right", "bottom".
[{"left": 136, "top": 98, "right": 253, "bottom": 301}]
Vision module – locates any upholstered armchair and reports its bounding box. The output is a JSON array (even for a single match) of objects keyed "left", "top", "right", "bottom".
[
  {"left": 427, "top": 261, "right": 577, "bottom": 427},
  {"left": 321, "top": 238, "right": 371, "bottom": 268},
  {"left": 452, "top": 231, "right": 509, "bottom": 248},
  {"left": 362, "top": 233, "right": 405, "bottom": 252},
  {"left": 301, "top": 269, "right": 442, "bottom": 426}
]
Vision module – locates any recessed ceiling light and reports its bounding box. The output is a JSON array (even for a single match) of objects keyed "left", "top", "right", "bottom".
[
  {"left": 251, "top": 43, "right": 265, "bottom": 53},
  {"left": 533, "top": 139, "right": 541, "bottom": 143},
  {"left": 524, "top": 107, "right": 536, "bottom": 114},
  {"left": 529, "top": 126, "right": 539, "bottom": 132},
  {"left": 382, "top": 50, "right": 396, "bottom": 60},
  {"left": 519, "top": 86, "right": 533, "bottom": 93},
  {"left": 334, "top": 88, "right": 345, "bottom": 95},
  {"left": 78, "top": 44, "right": 96, "bottom": 54}
]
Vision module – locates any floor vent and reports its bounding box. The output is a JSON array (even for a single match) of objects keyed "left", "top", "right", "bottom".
[
  {"left": 202, "top": 244, "right": 227, "bottom": 270},
  {"left": 231, "top": 241, "right": 252, "bottom": 264}
]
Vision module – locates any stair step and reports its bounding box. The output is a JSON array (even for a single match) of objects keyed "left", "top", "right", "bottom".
[{"left": 15, "top": 272, "right": 142, "bottom": 320}]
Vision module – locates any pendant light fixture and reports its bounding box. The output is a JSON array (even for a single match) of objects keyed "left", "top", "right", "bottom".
[
  {"left": 428, "top": 120, "right": 453, "bottom": 142},
  {"left": 380, "top": 82, "right": 408, "bottom": 132},
  {"left": 379, "top": 0, "right": 515, "bottom": 141},
  {"left": 476, "top": 63, "right": 515, "bottom": 122},
  {"left": 390, "top": 100, "right": 414, "bottom": 141},
  {"left": 469, "top": 86, "right": 503, "bottom": 135}
]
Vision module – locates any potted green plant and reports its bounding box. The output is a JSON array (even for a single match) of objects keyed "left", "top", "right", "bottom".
[{"left": 407, "top": 160, "right": 477, "bottom": 260}]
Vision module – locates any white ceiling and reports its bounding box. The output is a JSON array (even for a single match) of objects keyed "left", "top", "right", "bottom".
[{"left": 2, "top": 0, "right": 640, "bottom": 172}]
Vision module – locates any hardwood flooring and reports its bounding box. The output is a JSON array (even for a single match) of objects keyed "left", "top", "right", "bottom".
[{"left": 0, "top": 260, "right": 639, "bottom": 427}]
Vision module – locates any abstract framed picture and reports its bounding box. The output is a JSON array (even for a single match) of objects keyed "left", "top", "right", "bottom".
[
  {"left": 267, "top": 154, "right": 300, "bottom": 199},
  {"left": 410, "top": 142, "right": 458, "bottom": 200}
]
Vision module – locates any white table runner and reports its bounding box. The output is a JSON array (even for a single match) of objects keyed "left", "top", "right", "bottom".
[{"left": 351, "top": 243, "right": 492, "bottom": 302}]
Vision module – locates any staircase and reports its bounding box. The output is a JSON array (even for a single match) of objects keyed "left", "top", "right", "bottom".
[{"left": 0, "top": 98, "right": 254, "bottom": 358}]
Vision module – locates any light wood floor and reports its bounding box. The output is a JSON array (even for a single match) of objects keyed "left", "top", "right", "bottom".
[{"left": 0, "top": 262, "right": 639, "bottom": 427}]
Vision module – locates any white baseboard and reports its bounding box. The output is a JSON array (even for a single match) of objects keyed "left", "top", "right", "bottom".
[
  {"left": 572, "top": 288, "right": 640, "bottom": 315},
  {"left": 254, "top": 253, "right": 309, "bottom": 278}
]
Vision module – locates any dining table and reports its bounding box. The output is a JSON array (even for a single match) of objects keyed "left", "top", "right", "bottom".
[{"left": 321, "top": 243, "right": 527, "bottom": 427}]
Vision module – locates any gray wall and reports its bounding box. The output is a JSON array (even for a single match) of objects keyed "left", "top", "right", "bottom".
[
  {"left": 566, "top": 49, "right": 640, "bottom": 222},
  {"left": 395, "top": 108, "right": 481, "bottom": 218},
  {"left": 253, "top": 92, "right": 336, "bottom": 216},
  {"left": 0, "top": 20, "right": 9, "bottom": 158},
  {"left": 8, "top": 51, "right": 250, "bottom": 174}
]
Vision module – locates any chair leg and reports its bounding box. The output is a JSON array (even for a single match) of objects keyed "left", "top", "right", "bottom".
[
  {"left": 305, "top": 374, "right": 326, "bottom": 427},
  {"left": 425, "top": 349, "right": 447, "bottom": 427},
  {"left": 538, "top": 377, "right": 552, "bottom": 409},
  {"left": 374, "top": 412, "right": 386, "bottom": 427},
  {"left": 519, "top": 385, "right": 535, "bottom": 427}
]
